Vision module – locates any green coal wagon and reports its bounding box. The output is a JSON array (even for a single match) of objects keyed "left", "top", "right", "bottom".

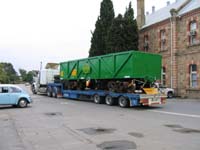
[{"left": 60, "top": 50, "right": 161, "bottom": 81}]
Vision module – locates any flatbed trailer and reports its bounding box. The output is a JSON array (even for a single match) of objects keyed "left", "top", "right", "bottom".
[
  {"left": 38, "top": 51, "right": 167, "bottom": 108},
  {"left": 47, "top": 83, "right": 166, "bottom": 107}
]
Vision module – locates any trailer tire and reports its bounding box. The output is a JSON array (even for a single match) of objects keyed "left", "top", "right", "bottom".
[
  {"left": 118, "top": 96, "right": 129, "bottom": 108},
  {"left": 52, "top": 87, "right": 57, "bottom": 98},
  {"left": 52, "top": 92, "right": 57, "bottom": 98},
  {"left": 47, "top": 87, "right": 52, "bottom": 97},
  {"left": 93, "top": 94, "right": 103, "bottom": 104},
  {"left": 105, "top": 95, "right": 114, "bottom": 106}
]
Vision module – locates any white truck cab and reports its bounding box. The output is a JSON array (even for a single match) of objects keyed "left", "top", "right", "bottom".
[{"left": 31, "top": 63, "right": 59, "bottom": 94}]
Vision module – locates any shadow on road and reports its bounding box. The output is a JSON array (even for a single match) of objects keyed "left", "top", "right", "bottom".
[
  {"left": 0, "top": 105, "right": 32, "bottom": 110},
  {"left": 126, "top": 105, "right": 164, "bottom": 111}
]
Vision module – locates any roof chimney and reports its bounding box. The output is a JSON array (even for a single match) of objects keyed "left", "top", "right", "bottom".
[
  {"left": 152, "top": 6, "right": 155, "bottom": 13},
  {"left": 137, "top": 0, "right": 145, "bottom": 29},
  {"left": 146, "top": 11, "right": 149, "bottom": 16},
  {"left": 167, "top": 1, "right": 170, "bottom": 6}
]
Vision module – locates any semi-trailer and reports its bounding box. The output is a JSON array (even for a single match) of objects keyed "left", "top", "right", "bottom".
[{"left": 32, "top": 50, "right": 167, "bottom": 107}]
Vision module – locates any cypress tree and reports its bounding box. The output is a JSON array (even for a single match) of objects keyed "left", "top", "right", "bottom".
[
  {"left": 89, "top": 18, "right": 104, "bottom": 57},
  {"left": 124, "top": 2, "right": 138, "bottom": 50},
  {"left": 106, "top": 14, "right": 126, "bottom": 53},
  {"left": 89, "top": 0, "right": 115, "bottom": 57},
  {"left": 106, "top": 2, "right": 138, "bottom": 54}
]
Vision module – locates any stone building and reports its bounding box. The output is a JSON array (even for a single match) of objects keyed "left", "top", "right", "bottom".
[{"left": 137, "top": 0, "right": 200, "bottom": 98}]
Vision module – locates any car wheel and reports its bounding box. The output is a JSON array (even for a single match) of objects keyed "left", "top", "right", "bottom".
[
  {"left": 105, "top": 95, "right": 114, "bottom": 106},
  {"left": 118, "top": 96, "right": 129, "bottom": 108},
  {"left": 167, "top": 92, "right": 173, "bottom": 98},
  {"left": 18, "top": 99, "right": 28, "bottom": 108}
]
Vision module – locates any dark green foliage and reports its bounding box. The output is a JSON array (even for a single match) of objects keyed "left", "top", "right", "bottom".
[
  {"left": 89, "top": 18, "right": 104, "bottom": 56},
  {"left": 124, "top": 2, "right": 138, "bottom": 50},
  {"left": 26, "top": 71, "right": 35, "bottom": 83},
  {"left": 106, "top": 2, "right": 138, "bottom": 54},
  {"left": 0, "top": 64, "right": 7, "bottom": 83},
  {"left": 89, "top": 1, "right": 138, "bottom": 56},
  {"left": 106, "top": 14, "right": 126, "bottom": 53},
  {"left": 0, "top": 63, "right": 19, "bottom": 83},
  {"left": 19, "top": 69, "right": 35, "bottom": 83},
  {"left": 100, "top": 0, "right": 115, "bottom": 29},
  {"left": 19, "top": 69, "right": 27, "bottom": 81},
  {"left": 89, "top": 0, "right": 115, "bottom": 57}
]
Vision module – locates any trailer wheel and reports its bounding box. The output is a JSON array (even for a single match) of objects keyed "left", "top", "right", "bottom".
[
  {"left": 52, "top": 87, "right": 57, "bottom": 98},
  {"left": 93, "top": 94, "right": 103, "bottom": 104},
  {"left": 52, "top": 91, "right": 57, "bottom": 98},
  {"left": 47, "top": 87, "right": 52, "bottom": 97},
  {"left": 118, "top": 96, "right": 129, "bottom": 108},
  {"left": 105, "top": 95, "right": 114, "bottom": 106}
]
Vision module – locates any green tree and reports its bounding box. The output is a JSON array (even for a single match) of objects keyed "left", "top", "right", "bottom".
[
  {"left": 0, "top": 63, "right": 19, "bottom": 83},
  {"left": 89, "top": 18, "right": 104, "bottom": 56},
  {"left": 19, "top": 69, "right": 34, "bottom": 83},
  {"left": 19, "top": 69, "right": 27, "bottom": 82},
  {"left": 0, "top": 64, "right": 8, "bottom": 83},
  {"left": 106, "top": 14, "right": 126, "bottom": 53},
  {"left": 25, "top": 71, "right": 34, "bottom": 83},
  {"left": 89, "top": 0, "right": 115, "bottom": 57},
  {"left": 124, "top": 2, "right": 138, "bottom": 50},
  {"left": 106, "top": 2, "right": 138, "bottom": 53}
]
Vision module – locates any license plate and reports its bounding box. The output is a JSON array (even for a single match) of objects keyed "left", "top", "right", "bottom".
[{"left": 149, "top": 97, "right": 161, "bottom": 104}]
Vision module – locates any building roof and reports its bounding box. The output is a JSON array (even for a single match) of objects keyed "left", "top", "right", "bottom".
[
  {"left": 143, "top": 0, "right": 200, "bottom": 28},
  {"left": 179, "top": 0, "right": 200, "bottom": 15}
]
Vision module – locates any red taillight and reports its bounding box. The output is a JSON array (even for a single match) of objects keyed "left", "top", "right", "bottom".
[
  {"left": 161, "top": 97, "right": 166, "bottom": 104},
  {"left": 140, "top": 98, "right": 149, "bottom": 105}
]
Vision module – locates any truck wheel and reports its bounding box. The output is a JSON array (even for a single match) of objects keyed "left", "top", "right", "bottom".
[
  {"left": 52, "top": 91, "right": 57, "bottom": 98},
  {"left": 47, "top": 88, "right": 52, "bottom": 97},
  {"left": 93, "top": 94, "right": 103, "bottom": 104},
  {"left": 52, "top": 87, "right": 58, "bottom": 98},
  {"left": 105, "top": 95, "right": 114, "bottom": 106},
  {"left": 18, "top": 99, "right": 28, "bottom": 108},
  {"left": 32, "top": 86, "right": 37, "bottom": 94},
  {"left": 167, "top": 92, "right": 173, "bottom": 98},
  {"left": 118, "top": 96, "right": 129, "bottom": 108}
]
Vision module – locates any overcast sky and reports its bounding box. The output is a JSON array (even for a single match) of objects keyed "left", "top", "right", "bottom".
[{"left": 0, "top": 0, "right": 175, "bottom": 72}]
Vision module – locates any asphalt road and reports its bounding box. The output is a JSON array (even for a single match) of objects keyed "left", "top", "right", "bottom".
[{"left": 0, "top": 85, "right": 200, "bottom": 150}]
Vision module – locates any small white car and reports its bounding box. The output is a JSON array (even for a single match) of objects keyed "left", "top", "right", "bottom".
[
  {"left": 157, "top": 84, "right": 174, "bottom": 98},
  {"left": 0, "top": 84, "right": 32, "bottom": 108}
]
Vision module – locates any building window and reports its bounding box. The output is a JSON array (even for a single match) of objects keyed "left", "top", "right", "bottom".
[
  {"left": 189, "top": 64, "right": 197, "bottom": 88},
  {"left": 162, "top": 67, "right": 166, "bottom": 85},
  {"left": 189, "top": 21, "right": 197, "bottom": 45},
  {"left": 144, "top": 35, "right": 149, "bottom": 51},
  {"left": 160, "top": 30, "right": 166, "bottom": 51}
]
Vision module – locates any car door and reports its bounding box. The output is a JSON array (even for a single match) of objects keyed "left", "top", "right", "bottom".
[
  {"left": 0, "top": 86, "right": 10, "bottom": 104},
  {"left": 9, "top": 86, "right": 21, "bottom": 104}
]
